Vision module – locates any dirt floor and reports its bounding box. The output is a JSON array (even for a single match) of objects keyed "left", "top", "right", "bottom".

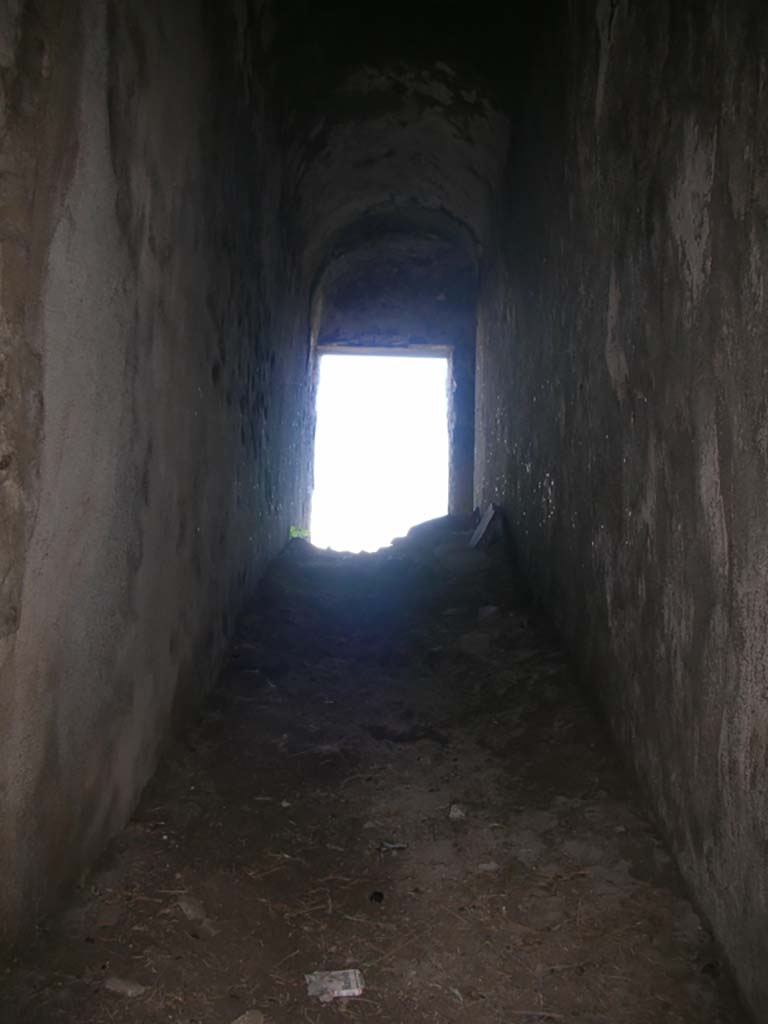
[{"left": 0, "top": 525, "right": 749, "bottom": 1023}]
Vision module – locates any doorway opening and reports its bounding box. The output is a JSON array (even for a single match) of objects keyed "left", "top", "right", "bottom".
[{"left": 310, "top": 353, "right": 449, "bottom": 552}]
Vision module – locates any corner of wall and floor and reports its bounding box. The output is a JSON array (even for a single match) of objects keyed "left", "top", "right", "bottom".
[{"left": 475, "top": 2, "right": 768, "bottom": 1017}]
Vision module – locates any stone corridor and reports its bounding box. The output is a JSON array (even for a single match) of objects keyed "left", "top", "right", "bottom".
[{"left": 2, "top": 2, "right": 768, "bottom": 1019}]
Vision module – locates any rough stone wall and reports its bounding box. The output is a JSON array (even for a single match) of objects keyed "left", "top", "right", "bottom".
[
  {"left": 0, "top": 0, "right": 313, "bottom": 934},
  {"left": 0, "top": 0, "right": 50, "bottom": 654},
  {"left": 476, "top": 1, "right": 768, "bottom": 1015}
]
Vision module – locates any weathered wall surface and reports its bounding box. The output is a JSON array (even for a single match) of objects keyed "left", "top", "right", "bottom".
[
  {"left": 476, "top": 1, "right": 768, "bottom": 1016},
  {"left": 0, "top": 0, "right": 313, "bottom": 933}
]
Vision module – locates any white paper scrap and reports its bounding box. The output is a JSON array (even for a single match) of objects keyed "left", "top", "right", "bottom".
[{"left": 305, "top": 969, "right": 365, "bottom": 1003}]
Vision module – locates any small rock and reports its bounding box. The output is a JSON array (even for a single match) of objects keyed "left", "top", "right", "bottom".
[
  {"left": 448, "top": 803, "right": 467, "bottom": 821},
  {"left": 104, "top": 976, "right": 146, "bottom": 998},
  {"left": 477, "top": 861, "right": 500, "bottom": 873},
  {"left": 231, "top": 1012, "right": 266, "bottom": 1024},
  {"left": 378, "top": 839, "right": 407, "bottom": 853},
  {"left": 478, "top": 605, "right": 499, "bottom": 621},
  {"left": 178, "top": 896, "right": 207, "bottom": 922},
  {"left": 178, "top": 896, "right": 221, "bottom": 935},
  {"left": 470, "top": 503, "right": 503, "bottom": 548},
  {"left": 673, "top": 902, "right": 704, "bottom": 943}
]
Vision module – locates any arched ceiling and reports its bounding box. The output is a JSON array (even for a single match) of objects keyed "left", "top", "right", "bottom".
[
  {"left": 314, "top": 228, "right": 476, "bottom": 349},
  {"left": 262, "top": 0, "right": 556, "bottom": 345},
  {"left": 292, "top": 63, "right": 509, "bottom": 278},
  {"left": 291, "top": 63, "right": 506, "bottom": 346}
]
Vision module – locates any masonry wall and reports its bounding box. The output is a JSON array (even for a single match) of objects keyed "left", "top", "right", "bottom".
[
  {"left": 0, "top": 0, "right": 313, "bottom": 933},
  {"left": 476, "top": 2, "right": 768, "bottom": 1015}
]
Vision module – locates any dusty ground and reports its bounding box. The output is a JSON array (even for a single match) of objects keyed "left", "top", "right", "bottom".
[{"left": 0, "top": 527, "right": 748, "bottom": 1023}]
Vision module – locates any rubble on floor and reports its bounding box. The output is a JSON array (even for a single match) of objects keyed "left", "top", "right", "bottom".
[{"left": 0, "top": 519, "right": 745, "bottom": 1023}]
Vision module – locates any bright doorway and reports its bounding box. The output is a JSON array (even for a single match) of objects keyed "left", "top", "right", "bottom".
[{"left": 310, "top": 353, "right": 449, "bottom": 552}]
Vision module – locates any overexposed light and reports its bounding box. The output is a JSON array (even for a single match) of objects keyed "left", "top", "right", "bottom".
[{"left": 311, "top": 354, "right": 449, "bottom": 552}]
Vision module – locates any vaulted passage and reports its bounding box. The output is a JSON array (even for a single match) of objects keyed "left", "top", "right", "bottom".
[{"left": 1, "top": 2, "right": 765, "bottom": 1020}]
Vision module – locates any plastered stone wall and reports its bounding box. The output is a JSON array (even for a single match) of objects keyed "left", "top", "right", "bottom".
[
  {"left": 0, "top": 0, "right": 313, "bottom": 933},
  {"left": 475, "top": 1, "right": 768, "bottom": 1015}
]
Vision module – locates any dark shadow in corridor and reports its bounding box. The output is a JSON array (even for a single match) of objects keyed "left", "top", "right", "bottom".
[{"left": 1, "top": 526, "right": 745, "bottom": 1023}]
